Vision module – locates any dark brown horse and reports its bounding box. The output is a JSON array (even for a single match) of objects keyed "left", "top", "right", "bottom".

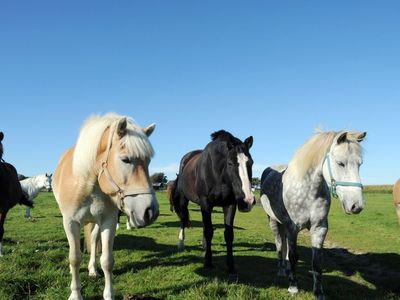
[
  {"left": 0, "top": 132, "right": 33, "bottom": 256},
  {"left": 171, "top": 130, "right": 255, "bottom": 280}
]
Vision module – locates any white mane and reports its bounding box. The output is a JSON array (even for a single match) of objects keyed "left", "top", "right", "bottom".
[
  {"left": 72, "top": 113, "right": 154, "bottom": 178},
  {"left": 288, "top": 131, "right": 363, "bottom": 177}
]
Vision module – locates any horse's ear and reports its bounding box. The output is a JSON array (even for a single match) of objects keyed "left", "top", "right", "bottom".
[
  {"left": 117, "top": 118, "right": 128, "bottom": 138},
  {"left": 244, "top": 136, "right": 253, "bottom": 149},
  {"left": 0, "top": 132, "right": 3, "bottom": 142},
  {"left": 357, "top": 132, "right": 367, "bottom": 142},
  {"left": 45, "top": 173, "right": 48, "bottom": 177},
  {"left": 143, "top": 123, "right": 156, "bottom": 137},
  {"left": 337, "top": 132, "right": 347, "bottom": 144}
]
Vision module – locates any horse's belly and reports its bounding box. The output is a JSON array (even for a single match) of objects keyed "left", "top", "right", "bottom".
[{"left": 260, "top": 194, "right": 282, "bottom": 223}]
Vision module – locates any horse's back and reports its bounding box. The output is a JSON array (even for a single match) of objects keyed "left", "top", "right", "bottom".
[
  {"left": 53, "top": 146, "right": 89, "bottom": 213},
  {"left": 177, "top": 150, "right": 202, "bottom": 203}
]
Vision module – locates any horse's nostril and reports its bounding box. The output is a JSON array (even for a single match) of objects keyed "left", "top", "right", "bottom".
[
  {"left": 144, "top": 207, "right": 152, "bottom": 222},
  {"left": 351, "top": 204, "right": 362, "bottom": 214}
]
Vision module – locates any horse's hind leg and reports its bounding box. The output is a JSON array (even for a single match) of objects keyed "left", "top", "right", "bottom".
[
  {"left": 25, "top": 207, "right": 31, "bottom": 219},
  {"left": 88, "top": 223, "right": 101, "bottom": 277},
  {"left": 223, "top": 204, "right": 237, "bottom": 280},
  {"left": 269, "top": 217, "right": 287, "bottom": 277},
  {"left": 201, "top": 208, "right": 214, "bottom": 269},
  {"left": 310, "top": 224, "right": 328, "bottom": 300},
  {"left": 286, "top": 229, "right": 299, "bottom": 295},
  {"left": 0, "top": 212, "right": 7, "bottom": 256},
  {"left": 63, "top": 218, "right": 83, "bottom": 300},
  {"left": 175, "top": 195, "right": 189, "bottom": 250}
]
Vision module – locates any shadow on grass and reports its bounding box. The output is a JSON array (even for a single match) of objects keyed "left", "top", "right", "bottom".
[
  {"left": 157, "top": 220, "right": 244, "bottom": 230},
  {"left": 112, "top": 233, "right": 400, "bottom": 299}
]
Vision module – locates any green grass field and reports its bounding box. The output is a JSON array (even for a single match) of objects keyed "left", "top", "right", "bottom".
[{"left": 0, "top": 192, "right": 399, "bottom": 300}]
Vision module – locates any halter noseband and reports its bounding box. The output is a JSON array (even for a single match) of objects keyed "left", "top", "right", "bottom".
[
  {"left": 322, "top": 142, "right": 363, "bottom": 198},
  {"left": 98, "top": 122, "right": 154, "bottom": 210}
]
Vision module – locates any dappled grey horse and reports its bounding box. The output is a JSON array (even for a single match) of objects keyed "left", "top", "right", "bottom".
[{"left": 260, "top": 131, "right": 366, "bottom": 299}]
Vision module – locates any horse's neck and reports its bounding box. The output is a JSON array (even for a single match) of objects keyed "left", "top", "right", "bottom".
[
  {"left": 284, "top": 164, "right": 327, "bottom": 199},
  {"left": 21, "top": 177, "right": 43, "bottom": 199}
]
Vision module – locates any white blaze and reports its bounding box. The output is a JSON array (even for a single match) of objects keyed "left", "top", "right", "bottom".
[{"left": 237, "top": 153, "right": 254, "bottom": 204}]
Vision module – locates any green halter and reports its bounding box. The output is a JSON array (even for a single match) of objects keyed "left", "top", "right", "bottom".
[{"left": 322, "top": 143, "right": 363, "bottom": 198}]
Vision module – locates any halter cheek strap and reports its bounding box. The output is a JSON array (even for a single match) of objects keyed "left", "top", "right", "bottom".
[
  {"left": 322, "top": 143, "right": 363, "bottom": 198},
  {"left": 98, "top": 122, "right": 154, "bottom": 210}
]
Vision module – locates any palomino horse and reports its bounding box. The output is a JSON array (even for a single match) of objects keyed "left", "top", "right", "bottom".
[
  {"left": 0, "top": 132, "right": 33, "bottom": 256},
  {"left": 20, "top": 173, "right": 52, "bottom": 218},
  {"left": 53, "top": 114, "right": 159, "bottom": 300},
  {"left": 172, "top": 130, "right": 255, "bottom": 280},
  {"left": 393, "top": 179, "right": 400, "bottom": 224},
  {"left": 260, "top": 130, "right": 366, "bottom": 299}
]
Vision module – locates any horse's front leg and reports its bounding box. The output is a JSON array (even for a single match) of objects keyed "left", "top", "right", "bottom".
[
  {"left": 286, "top": 228, "right": 299, "bottom": 295},
  {"left": 100, "top": 217, "right": 117, "bottom": 300},
  {"left": 223, "top": 204, "right": 237, "bottom": 280},
  {"left": 311, "top": 225, "right": 328, "bottom": 300},
  {"left": 0, "top": 212, "right": 7, "bottom": 256},
  {"left": 63, "top": 218, "right": 83, "bottom": 300},
  {"left": 201, "top": 208, "right": 214, "bottom": 269}
]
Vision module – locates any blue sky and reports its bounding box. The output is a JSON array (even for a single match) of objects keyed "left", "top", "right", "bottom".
[{"left": 0, "top": 1, "right": 399, "bottom": 184}]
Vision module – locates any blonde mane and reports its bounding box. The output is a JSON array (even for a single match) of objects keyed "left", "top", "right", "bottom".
[
  {"left": 72, "top": 113, "right": 154, "bottom": 178},
  {"left": 288, "top": 131, "right": 363, "bottom": 177}
]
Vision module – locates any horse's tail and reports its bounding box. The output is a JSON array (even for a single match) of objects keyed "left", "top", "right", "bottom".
[
  {"left": 83, "top": 223, "right": 101, "bottom": 254},
  {"left": 19, "top": 194, "right": 34, "bottom": 208},
  {"left": 171, "top": 175, "right": 180, "bottom": 214},
  {"left": 171, "top": 175, "right": 191, "bottom": 228},
  {"left": 166, "top": 181, "right": 175, "bottom": 212},
  {"left": 260, "top": 167, "right": 273, "bottom": 196}
]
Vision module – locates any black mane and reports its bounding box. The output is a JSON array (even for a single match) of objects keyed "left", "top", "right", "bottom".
[{"left": 211, "top": 130, "right": 241, "bottom": 146}]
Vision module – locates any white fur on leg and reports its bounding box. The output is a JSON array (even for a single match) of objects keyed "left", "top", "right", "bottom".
[
  {"left": 116, "top": 223, "right": 120, "bottom": 230},
  {"left": 0, "top": 242, "right": 3, "bottom": 257},
  {"left": 100, "top": 222, "right": 116, "bottom": 300},
  {"left": 64, "top": 219, "right": 83, "bottom": 300},
  {"left": 177, "top": 228, "right": 185, "bottom": 250},
  {"left": 126, "top": 220, "right": 132, "bottom": 230},
  {"left": 288, "top": 285, "right": 299, "bottom": 295}
]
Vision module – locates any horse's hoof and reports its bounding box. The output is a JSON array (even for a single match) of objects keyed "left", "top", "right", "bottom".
[
  {"left": 315, "top": 294, "right": 325, "bottom": 300},
  {"left": 88, "top": 269, "right": 99, "bottom": 278},
  {"left": 68, "top": 292, "right": 83, "bottom": 300},
  {"left": 228, "top": 272, "right": 239, "bottom": 282},
  {"left": 177, "top": 241, "right": 185, "bottom": 251},
  {"left": 288, "top": 285, "right": 299, "bottom": 295},
  {"left": 204, "top": 263, "right": 214, "bottom": 270}
]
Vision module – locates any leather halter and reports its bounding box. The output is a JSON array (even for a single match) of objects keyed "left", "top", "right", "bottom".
[{"left": 98, "top": 122, "right": 154, "bottom": 210}]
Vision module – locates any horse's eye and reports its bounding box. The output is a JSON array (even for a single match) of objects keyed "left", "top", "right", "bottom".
[
  {"left": 337, "top": 162, "right": 345, "bottom": 167},
  {"left": 121, "top": 157, "right": 131, "bottom": 164}
]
